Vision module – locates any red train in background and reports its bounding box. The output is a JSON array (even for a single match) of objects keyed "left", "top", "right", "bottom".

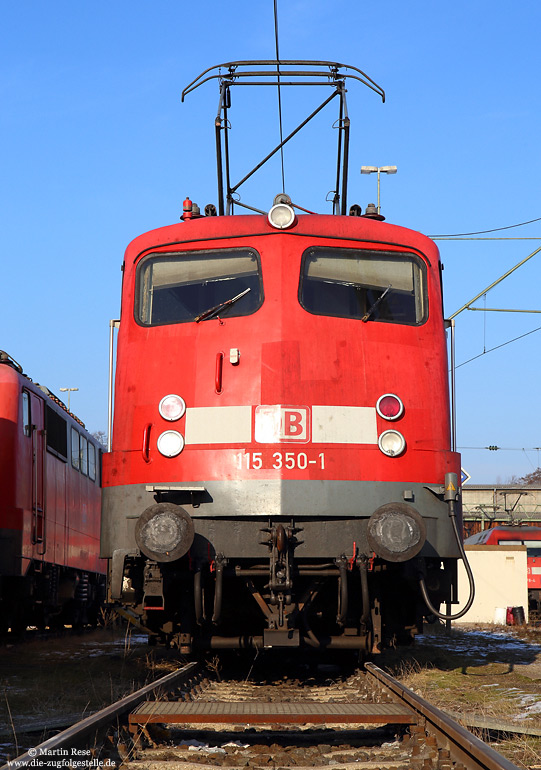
[
  {"left": 101, "top": 61, "right": 472, "bottom": 652},
  {"left": 465, "top": 525, "right": 541, "bottom": 606},
  {"left": 0, "top": 351, "right": 105, "bottom": 632}
]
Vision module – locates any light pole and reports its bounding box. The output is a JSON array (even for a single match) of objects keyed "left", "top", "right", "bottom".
[
  {"left": 360, "top": 165, "right": 397, "bottom": 214},
  {"left": 60, "top": 387, "right": 79, "bottom": 412}
]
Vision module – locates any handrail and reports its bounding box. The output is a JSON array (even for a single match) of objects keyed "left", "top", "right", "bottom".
[{"left": 107, "top": 319, "right": 120, "bottom": 452}]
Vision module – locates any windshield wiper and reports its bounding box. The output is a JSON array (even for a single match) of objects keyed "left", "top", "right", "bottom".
[
  {"left": 195, "top": 287, "right": 251, "bottom": 323},
  {"left": 361, "top": 285, "right": 392, "bottom": 323}
]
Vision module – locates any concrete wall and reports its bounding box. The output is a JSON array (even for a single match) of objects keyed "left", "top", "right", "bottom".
[{"left": 452, "top": 545, "right": 528, "bottom": 625}]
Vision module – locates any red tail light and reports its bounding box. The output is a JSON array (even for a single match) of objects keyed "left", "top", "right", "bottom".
[{"left": 376, "top": 393, "right": 404, "bottom": 421}]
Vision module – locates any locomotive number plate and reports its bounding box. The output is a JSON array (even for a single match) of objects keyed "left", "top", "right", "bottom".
[{"left": 234, "top": 451, "right": 326, "bottom": 470}]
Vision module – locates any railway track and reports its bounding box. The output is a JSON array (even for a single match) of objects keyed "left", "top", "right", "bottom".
[{"left": 3, "top": 660, "right": 522, "bottom": 770}]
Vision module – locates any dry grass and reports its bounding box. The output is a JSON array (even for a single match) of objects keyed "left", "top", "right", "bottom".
[
  {"left": 383, "top": 625, "right": 541, "bottom": 768},
  {"left": 494, "top": 735, "right": 541, "bottom": 768},
  {"left": 0, "top": 627, "right": 181, "bottom": 762}
]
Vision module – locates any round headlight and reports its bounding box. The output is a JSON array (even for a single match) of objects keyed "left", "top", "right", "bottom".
[
  {"left": 135, "top": 503, "right": 195, "bottom": 562},
  {"left": 268, "top": 203, "right": 296, "bottom": 229},
  {"left": 157, "top": 430, "right": 184, "bottom": 457},
  {"left": 376, "top": 393, "right": 404, "bottom": 421},
  {"left": 378, "top": 429, "right": 406, "bottom": 457},
  {"left": 159, "top": 394, "right": 186, "bottom": 421},
  {"left": 367, "top": 503, "right": 426, "bottom": 562}
]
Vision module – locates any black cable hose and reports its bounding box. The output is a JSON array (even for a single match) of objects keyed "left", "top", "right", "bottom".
[{"left": 419, "top": 505, "right": 475, "bottom": 621}]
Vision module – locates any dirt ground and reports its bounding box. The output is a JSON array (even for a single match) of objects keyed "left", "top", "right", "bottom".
[{"left": 0, "top": 627, "right": 169, "bottom": 761}]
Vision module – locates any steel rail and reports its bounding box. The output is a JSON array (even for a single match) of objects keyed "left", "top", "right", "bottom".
[
  {"left": 2, "top": 661, "right": 200, "bottom": 769},
  {"left": 365, "top": 663, "right": 520, "bottom": 770}
]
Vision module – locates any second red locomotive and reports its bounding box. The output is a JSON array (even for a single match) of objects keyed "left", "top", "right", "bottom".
[{"left": 0, "top": 351, "right": 105, "bottom": 632}]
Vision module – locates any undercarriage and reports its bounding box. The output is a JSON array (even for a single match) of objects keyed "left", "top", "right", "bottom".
[
  {"left": 0, "top": 564, "right": 105, "bottom": 633},
  {"left": 113, "top": 518, "right": 456, "bottom": 652}
]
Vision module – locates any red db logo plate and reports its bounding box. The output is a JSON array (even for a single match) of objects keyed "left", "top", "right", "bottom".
[{"left": 254, "top": 405, "right": 310, "bottom": 443}]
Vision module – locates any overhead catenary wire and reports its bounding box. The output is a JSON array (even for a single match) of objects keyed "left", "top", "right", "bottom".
[
  {"left": 273, "top": 0, "right": 286, "bottom": 194},
  {"left": 436, "top": 219, "right": 541, "bottom": 476},
  {"left": 430, "top": 214, "right": 541, "bottom": 238},
  {"left": 460, "top": 446, "right": 541, "bottom": 451},
  {"left": 449, "top": 244, "right": 541, "bottom": 320},
  {"left": 434, "top": 237, "right": 541, "bottom": 241},
  {"left": 455, "top": 324, "right": 541, "bottom": 369},
  {"left": 460, "top": 447, "right": 540, "bottom": 473},
  {"left": 459, "top": 446, "right": 541, "bottom": 473},
  {"left": 444, "top": 237, "right": 541, "bottom": 370}
]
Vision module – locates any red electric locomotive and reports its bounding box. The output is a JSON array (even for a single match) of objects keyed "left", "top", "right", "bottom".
[
  {"left": 102, "top": 62, "right": 471, "bottom": 652},
  {"left": 0, "top": 351, "right": 105, "bottom": 631}
]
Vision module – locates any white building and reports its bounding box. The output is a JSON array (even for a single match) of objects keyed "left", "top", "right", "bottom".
[{"left": 453, "top": 544, "right": 528, "bottom": 625}]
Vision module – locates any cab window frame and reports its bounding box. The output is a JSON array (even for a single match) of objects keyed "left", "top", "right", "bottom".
[
  {"left": 134, "top": 247, "right": 264, "bottom": 327},
  {"left": 298, "top": 246, "right": 428, "bottom": 326}
]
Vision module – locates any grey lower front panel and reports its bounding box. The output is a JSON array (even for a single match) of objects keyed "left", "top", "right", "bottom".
[{"left": 101, "top": 479, "right": 460, "bottom": 560}]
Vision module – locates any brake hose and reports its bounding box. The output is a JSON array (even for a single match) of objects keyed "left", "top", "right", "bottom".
[{"left": 419, "top": 473, "right": 475, "bottom": 621}]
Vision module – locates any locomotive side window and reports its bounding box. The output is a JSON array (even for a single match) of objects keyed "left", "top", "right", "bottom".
[
  {"left": 70, "top": 427, "right": 98, "bottom": 481},
  {"left": 80, "top": 435, "right": 88, "bottom": 476},
  {"left": 299, "top": 248, "right": 427, "bottom": 325},
  {"left": 136, "top": 249, "right": 263, "bottom": 326},
  {"left": 45, "top": 405, "right": 68, "bottom": 461},
  {"left": 88, "top": 443, "right": 96, "bottom": 481},
  {"left": 71, "top": 427, "right": 80, "bottom": 471},
  {"left": 22, "top": 391, "right": 31, "bottom": 437}
]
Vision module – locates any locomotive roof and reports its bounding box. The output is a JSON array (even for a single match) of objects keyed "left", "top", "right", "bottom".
[
  {"left": 0, "top": 349, "right": 86, "bottom": 429},
  {"left": 471, "top": 525, "right": 541, "bottom": 531},
  {"left": 464, "top": 525, "right": 541, "bottom": 544},
  {"left": 464, "top": 484, "right": 541, "bottom": 490},
  {"left": 124, "top": 213, "right": 438, "bottom": 265}
]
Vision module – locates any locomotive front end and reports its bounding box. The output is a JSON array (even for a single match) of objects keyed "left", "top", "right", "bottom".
[{"left": 101, "top": 210, "right": 463, "bottom": 653}]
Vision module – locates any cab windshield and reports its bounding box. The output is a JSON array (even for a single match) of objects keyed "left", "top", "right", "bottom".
[
  {"left": 136, "top": 249, "right": 262, "bottom": 325},
  {"left": 299, "top": 247, "right": 427, "bottom": 325}
]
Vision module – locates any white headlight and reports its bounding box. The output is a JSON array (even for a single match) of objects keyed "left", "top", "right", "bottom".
[
  {"left": 157, "top": 430, "right": 185, "bottom": 457},
  {"left": 268, "top": 203, "right": 296, "bottom": 229},
  {"left": 378, "top": 430, "right": 406, "bottom": 457},
  {"left": 159, "top": 394, "right": 186, "bottom": 421}
]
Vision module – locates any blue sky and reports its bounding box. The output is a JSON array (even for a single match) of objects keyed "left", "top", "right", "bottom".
[{"left": 1, "top": 1, "right": 540, "bottom": 483}]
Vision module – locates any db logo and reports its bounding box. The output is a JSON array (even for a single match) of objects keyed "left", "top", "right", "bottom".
[{"left": 255, "top": 405, "right": 310, "bottom": 443}]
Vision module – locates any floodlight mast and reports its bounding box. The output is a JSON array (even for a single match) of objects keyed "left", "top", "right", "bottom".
[
  {"left": 360, "top": 165, "right": 397, "bottom": 214},
  {"left": 59, "top": 387, "right": 78, "bottom": 412},
  {"left": 182, "top": 61, "right": 385, "bottom": 216}
]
